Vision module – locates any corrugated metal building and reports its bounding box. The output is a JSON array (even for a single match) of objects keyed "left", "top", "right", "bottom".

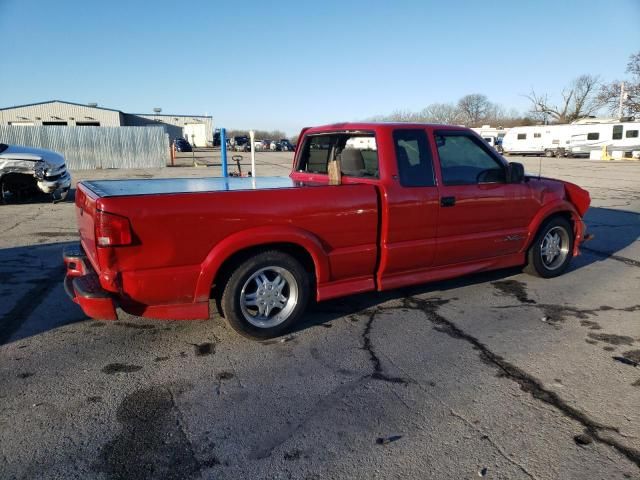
[{"left": 0, "top": 100, "right": 214, "bottom": 146}]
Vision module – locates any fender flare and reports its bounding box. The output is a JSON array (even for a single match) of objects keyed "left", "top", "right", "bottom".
[
  {"left": 193, "top": 225, "right": 331, "bottom": 302},
  {"left": 522, "top": 200, "right": 582, "bottom": 253}
]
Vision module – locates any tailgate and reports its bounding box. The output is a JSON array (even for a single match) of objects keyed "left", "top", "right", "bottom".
[{"left": 75, "top": 183, "right": 100, "bottom": 272}]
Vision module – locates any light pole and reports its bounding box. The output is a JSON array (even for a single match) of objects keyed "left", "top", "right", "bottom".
[{"left": 250, "top": 130, "right": 256, "bottom": 177}]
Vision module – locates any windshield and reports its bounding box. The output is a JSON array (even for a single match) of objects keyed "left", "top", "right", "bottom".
[{"left": 0, "top": 143, "right": 7, "bottom": 153}]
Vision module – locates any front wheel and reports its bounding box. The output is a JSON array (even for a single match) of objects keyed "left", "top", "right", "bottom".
[
  {"left": 524, "top": 217, "right": 574, "bottom": 278},
  {"left": 0, "top": 179, "right": 9, "bottom": 204},
  {"left": 221, "top": 251, "right": 310, "bottom": 339}
]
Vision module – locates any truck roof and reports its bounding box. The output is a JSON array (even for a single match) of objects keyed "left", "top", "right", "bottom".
[{"left": 303, "top": 122, "right": 469, "bottom": 133}]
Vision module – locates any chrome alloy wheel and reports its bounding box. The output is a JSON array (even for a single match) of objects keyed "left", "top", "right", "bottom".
[
  {"left": 239, "top": 266, "right": 299, "bottom": 328},
  {"left": 540, "top": 226, "right": 570, "bottom": 270}
]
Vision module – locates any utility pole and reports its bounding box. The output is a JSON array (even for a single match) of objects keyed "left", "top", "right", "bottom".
[{"left": 619, "top": 82, "right": 625, "bottom": 118}]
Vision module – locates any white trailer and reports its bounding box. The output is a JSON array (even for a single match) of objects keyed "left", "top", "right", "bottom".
[
  {"left": 502, "top": 125, "right": 571, "bottom": 157},
  {"left": 470, "top": 125, "right": 509, "bottom": 150},
  {"left": 568, "top": 121, "right": 640, "bottom": 156},
  {"left": 345, "top": 136, "right": 377, "bottom": 150}
]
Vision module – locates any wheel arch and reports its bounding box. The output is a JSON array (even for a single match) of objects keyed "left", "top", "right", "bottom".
[
  {"left": 194, "top": 226, "right": 330, "bottom": 303},
  {"left": 524, "top": 202, "right": 583, "bottom": 255}
]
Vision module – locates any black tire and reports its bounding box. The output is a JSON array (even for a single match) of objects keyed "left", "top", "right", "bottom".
[
  {"left": 221, "top": 250, "right": 310, "bottom": 339},
  {"left": 0, "top": 178, "right": 13, "bottom": 205},
  {"left": 524, "top": 216, "right": 574, "bottom": 278},
  {"left": 545, "top": 149, "right": 554, "bottom": 158},
  {"left": 0, "top": 179, "right": 6, "bottom": 205}
]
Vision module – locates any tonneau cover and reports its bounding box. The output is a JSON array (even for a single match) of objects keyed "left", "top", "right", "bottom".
[{"left": 81, "top": 176, "right": 308, "bottom": 197}]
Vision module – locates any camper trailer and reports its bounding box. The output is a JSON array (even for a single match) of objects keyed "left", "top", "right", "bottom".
[
  {"left": 471, "top": 125, "right": 508, "bottom": 151},
  {"left": 568, "top": 121, "right": 640, "bottom": 157},
  {"left": 501, "top": 125, "right": 571, "bottom": 157}
]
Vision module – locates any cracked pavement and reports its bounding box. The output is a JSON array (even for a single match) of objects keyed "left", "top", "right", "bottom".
[{"left": 0, "top": 153, "right": 639, "bottom": 479}]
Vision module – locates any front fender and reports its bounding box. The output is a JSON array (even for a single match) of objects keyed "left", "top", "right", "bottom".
[
  {"left": 523, "top": 200, "right": 584, "bottom": 255},
  {"left": 193, "top": 225, "right": 331, "bottom": 302}
]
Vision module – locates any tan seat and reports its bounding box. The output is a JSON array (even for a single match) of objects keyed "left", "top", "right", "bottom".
[{"left": 340, "top": 149, "right": 365, "bottom": 176}]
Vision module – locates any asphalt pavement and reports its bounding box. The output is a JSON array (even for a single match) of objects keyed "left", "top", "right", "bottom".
[{"left": 0, "top": 153, "right": 639, "bottom": 479}]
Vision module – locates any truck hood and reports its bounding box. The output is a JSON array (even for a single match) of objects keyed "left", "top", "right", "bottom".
[
  {"left": 0, "top": 144, "right": 68, "bottom": 183},
  {"left": 561, "top": 179, "right": 590, "bottom": 217},
  {"left": 527, "top": 176, "right": 590, "bottom": 217},
  {"left": 0, "top": 144, "right": 66, "bottom": 169}
]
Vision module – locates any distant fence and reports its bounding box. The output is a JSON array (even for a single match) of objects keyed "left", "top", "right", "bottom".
[{"left": 0, "top": 126, "right": 169, "bottom": 169}]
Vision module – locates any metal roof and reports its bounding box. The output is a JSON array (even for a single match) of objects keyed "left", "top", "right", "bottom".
[
  {"left": 0, "top": 100, "right": 212, "bottom": 118},
  {"left": 0, "top": 100, "right": 123, "bottom": 113},
  {"left": 128, "top": 113, "right": 213, "bottom": 119}
]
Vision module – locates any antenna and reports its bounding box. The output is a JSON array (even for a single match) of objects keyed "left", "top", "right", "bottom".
[{"left": 538, "top": 156, "right": 542, "bottom": 180}]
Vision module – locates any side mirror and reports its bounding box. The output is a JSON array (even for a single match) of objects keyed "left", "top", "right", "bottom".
[{"left": 508, "top": 162, "right": 525, "bottom": 183}]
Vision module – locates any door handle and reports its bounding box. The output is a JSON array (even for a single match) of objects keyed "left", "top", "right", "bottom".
[{"left": 440, "top": 196, "right": 456, "bottom": 207}]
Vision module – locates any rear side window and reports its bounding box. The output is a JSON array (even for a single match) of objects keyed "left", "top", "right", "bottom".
[
  {"left": 297, "top": 132, "right": 378, "bottom": 178},
  {"left": 613, "top": 125, "right": 623, "bottom": 140},
  {"left": 300, "top": 135, "right": 335, "bottom": 174},
  {"left": 626, "top": 129, "right": 638, "bottom": 138},
  {"left": 534, "top": 132, "right": 541, "bottom": 138},
  {"left": 435, "top": 133, "right": 506, "bottom": 185},
  {"left": 392, "top": 129, "right": 435, "bottom": 187},
  {"left": 587, "top": 132, "right": 599, "bottom": 140},
  {"left": 517, "top": 133, "right": 526, "bottom": 140}
]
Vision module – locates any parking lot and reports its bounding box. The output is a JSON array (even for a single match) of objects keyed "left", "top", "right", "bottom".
[{"left": 1, "top": 153, "right": 639, "bottom": 479}]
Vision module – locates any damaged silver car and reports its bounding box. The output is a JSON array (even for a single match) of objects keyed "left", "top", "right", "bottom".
[{"left": 0, "top": 144, "right": 72, "bottom": 203}]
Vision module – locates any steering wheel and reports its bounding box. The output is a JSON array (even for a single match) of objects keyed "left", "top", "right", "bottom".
[{"left": 476, "top": 169, "right": 495, "bottom": 183}]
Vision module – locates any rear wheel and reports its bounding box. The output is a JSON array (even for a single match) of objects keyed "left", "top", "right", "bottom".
[
  {"left": 524, "top": 217, "right": 574, "bottom": 278},
  {"left": 545, "top": 149, "right": 554, "bottom": 158},
  {"left": 221, "top": 250, "right": 310, "bottom": 339}
]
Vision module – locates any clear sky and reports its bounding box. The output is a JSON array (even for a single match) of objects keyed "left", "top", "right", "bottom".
[{"left": 1, "top": 0, "right": 639, "bottom": 135}]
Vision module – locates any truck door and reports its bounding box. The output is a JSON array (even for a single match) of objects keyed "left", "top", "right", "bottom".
[
  {"left": 377, "top": 128, "right": 440, "bottom": 289},
  {"left": 431, "top": 130, "right": 538, "bottom": 267}
]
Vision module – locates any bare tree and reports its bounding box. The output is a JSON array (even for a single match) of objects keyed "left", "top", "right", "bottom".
[
  {"left": 419, "top": 103, "right": 462, "bottom": 124},
  {"left": 598, "top": 51, "right": 640, "bottom": 116},
  {"left": 457, "top": 94, "right": 491, "bottom": 126},
  {"left": 369, "top": 109, "right": 424, "bottom": 123},
  {"left": 369, "top": 94, "right": 534, "bottom": 127},
  {"left": 226, "top": 129, "right": 287, "bottom": 140},
  {"left": 526, "top": 74, "right": 603, "bottom": 123},
  {"left": 387, "top": 109, "right": 421, "bottom": 122}
]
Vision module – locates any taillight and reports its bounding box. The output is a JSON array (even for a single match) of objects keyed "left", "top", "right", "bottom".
[{"left": 95, "top": 211, "right": 132, "bottom": 247}]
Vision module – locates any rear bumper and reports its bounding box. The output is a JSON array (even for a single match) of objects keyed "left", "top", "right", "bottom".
[{"left": 63, "top": 243, "right": 118, "bottom": 320}]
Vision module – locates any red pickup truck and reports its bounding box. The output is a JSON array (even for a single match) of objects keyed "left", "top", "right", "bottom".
[{"left": 64, "top": 123, "right": 590, "bottom": 338}]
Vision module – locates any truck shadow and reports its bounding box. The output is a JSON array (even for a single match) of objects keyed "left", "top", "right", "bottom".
[
  {"left": 577, "top": 207, "right": 640, "bottom": 266},
  {"left": 0, "top": 240, "right": 85, "bottom": 345}
]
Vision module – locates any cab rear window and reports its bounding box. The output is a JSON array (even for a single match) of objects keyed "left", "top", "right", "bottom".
[{"left": 297, "top": 132, "right": 378, "bottom": 178}]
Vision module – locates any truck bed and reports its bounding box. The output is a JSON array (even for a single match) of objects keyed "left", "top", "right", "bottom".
[
  {"left": 81, "top": 176, "right": 307, "bottom": 197},
  {"left": 75, "top": 177, "right": 380, "bottom": 311}
]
